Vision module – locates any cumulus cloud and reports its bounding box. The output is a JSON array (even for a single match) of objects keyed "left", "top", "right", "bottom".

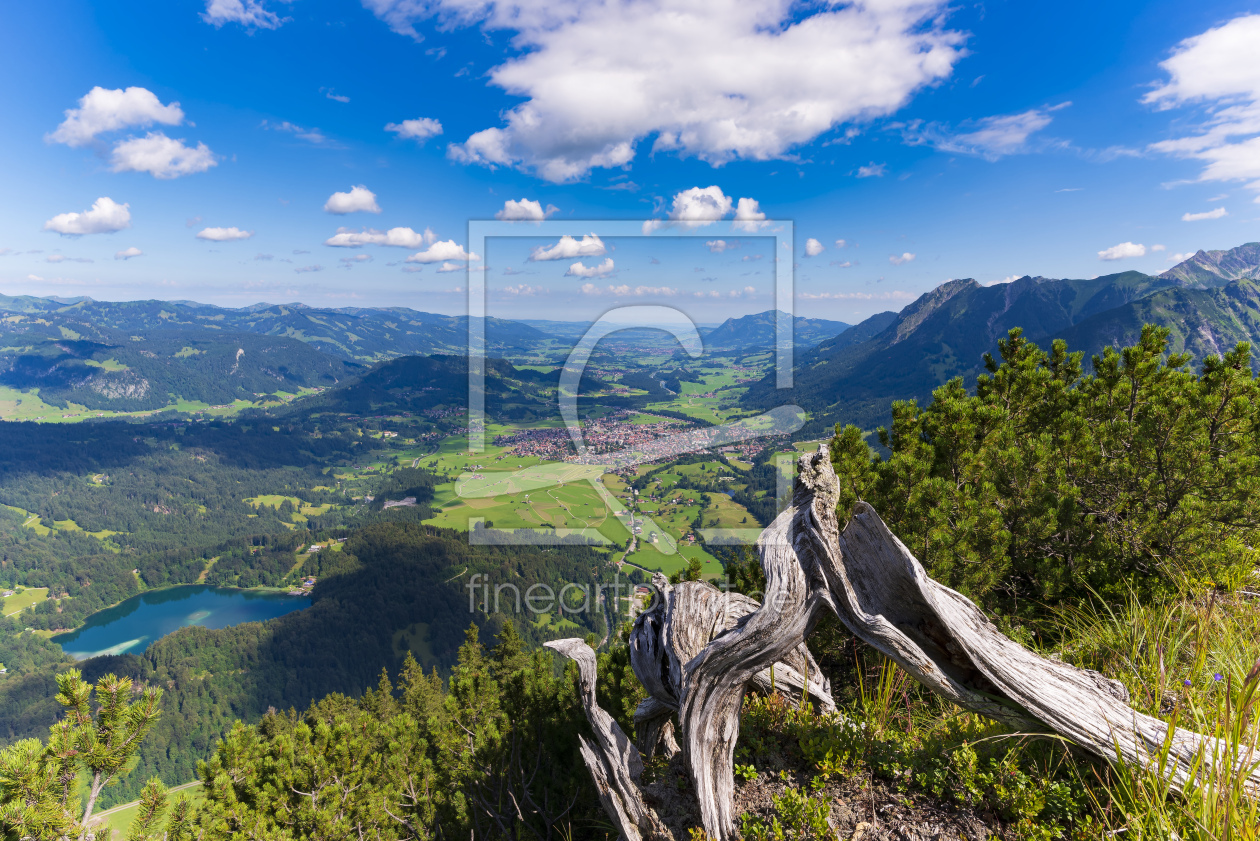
[
  {"left": 43, "top": 197, "right": 131, "bottom": 235},
  {"left": 495, "top": 198, "right": 557, "bottom": 220},
  {"left": 202, "top": 0, "right": 286, "bottom": 29},
  {"left": 835, "top": 239, "right": 847, "bottom": 248},
  {"left": 387, "top": 0, "right": 969, "bottom": 181},
  {"left": 732, "top": 197, "right": 768, "bottom": 232},
  {"left": 1168, "top": 252, "right": 1194, "bottom": 263},
  {"left": 705, "top": 240, "right": 730, "bottom": 253},
  {"left": 530, "top": 234, "right": 606, "bottom": 261},
  {"left": 109, "top": 132, "right": 216, "bottom": 179},
  {"left": 804, "top": 238, "right": 824, "bottom": 257},
  {"left": 856, "top": 162, "right": 886, "bottom": 178},
  {"left": 324, "top": 185, "right": 382, "bottom": 214},
  {"left": 643, "top": 187, "right": 766, "bottom": 233},
  {"left": 1151, "top": 244, "right": 1167, "bottom": 251},
  {"left": 1098, "top": 242, "right": 1146, "bottom": 260},
  {"left": 48, "top": 87, "right": 184, "bottom": 147},
  {"left": 888, "top": 252, "right": 915, "bottom": 265},
  {"left": 580, "top": 282, "right": 677, "bottom": 296},
  {"left": 1144, "top": 14, "right": 1260, "bottom": 200},
  {"left": 435, "top": 261, "right": 466, "bottom": 272},
  {"left": 325, "top": 226, "right": 437, "bottom": 248},
  {"left": 196, "top": 226, "right": 254, "bottom": 241},
  {"left": 909, "top": 105, "right": 1066, "bottom": 160},
  {"left": 566, "top": 258, "right": 615, "bottom": 278},
  {"left": 1182, "top": 207, "right": 1227, "bottom": 221},
  {"left": 404, "top": 240, "right": 478, "bottom": 263},
  {"left": 386, "top": 118, "right": 443, "bottom": 142},
  {"left": 502, "top": 284, "right": 545, "bottom": 295}
]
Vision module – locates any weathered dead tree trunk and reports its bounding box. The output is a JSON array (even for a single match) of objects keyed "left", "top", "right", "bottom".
[
  {"left": 544, "top": 639, "right": 671, "bottom": 841},
  {"left": 557, "top": 442, "right": 1259, "bottom": 841}
]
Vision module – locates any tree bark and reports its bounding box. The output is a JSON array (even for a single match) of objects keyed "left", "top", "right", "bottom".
[{"left": 544, "top": 639, "right": 670, "bottom": 841}]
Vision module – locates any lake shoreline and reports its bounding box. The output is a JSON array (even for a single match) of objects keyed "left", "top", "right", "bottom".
[{"left": 52, "top": 585, "right": 312, "bottom": 661}]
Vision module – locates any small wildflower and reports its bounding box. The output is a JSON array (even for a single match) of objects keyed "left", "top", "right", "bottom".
[
  {"left": 1183, "top": 679, "right": 1192, "bottom": 687},
  {"left": 1213, "top": 673, "right": 1223, "bottom": 682}
]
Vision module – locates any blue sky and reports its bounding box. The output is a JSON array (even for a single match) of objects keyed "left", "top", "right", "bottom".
[{"left": 1, "top": 0, "right": 1258, "bottom": 322}]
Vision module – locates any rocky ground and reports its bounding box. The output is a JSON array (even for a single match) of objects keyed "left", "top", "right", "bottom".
[{"left": 641, "top": 752, "right": 1012, "bottom": 840}]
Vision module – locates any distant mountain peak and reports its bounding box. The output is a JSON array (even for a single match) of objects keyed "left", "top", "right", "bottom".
[{"left": 1160, "top": 242, "right": 1260, "bottom": 288}]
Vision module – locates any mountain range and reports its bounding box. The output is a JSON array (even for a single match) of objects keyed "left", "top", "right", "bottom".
[{"left": 742, "top": 242, "right": 1260, "bottom": 434}]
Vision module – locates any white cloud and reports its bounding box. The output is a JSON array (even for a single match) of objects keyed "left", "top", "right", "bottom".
[
  {"left": 202, "top": 0, "right": 285, "bottom": 29},
  {"left": 798, "top": 290, "right": 915, "bottom": 300},
  {"left": 732, "top": 197, "right": 768, "bottom": 232},
  {"left": 804, "top": 238, "right": 824, "bottom": 257},
  {"left": 325, "top": 226, "right": 437, "bottom": 248},
  {"left": 340, "top": 254, "right": 373, "bottom": 264},
  {"left": 1151, "top": 244, "right": 1166, "bottom": 251},
  {"left": 436, "top": 261, "right": 466, "bottom": 273},
  {"left": 856, "top": 162, "right": 886, "bottom": 178},
  {"left": 197, "top": 226, "right": 254, "bottom": 241},
  {"left": 914, "top": 105, "right": 1064, "bottom": 160},
  {"left": 48, "top": 87, "right": 184, "bottom": 147},
  {"left": 643, "top": 187, "right": 766, "bottom": 232},
  {"left": 262, "top": 120, "right": 330, "bottom": 145},
  {"left": 325, "top": 89, "right": 351, "bottom": 103},
  {"left": 705, "top": 240, "right": 730, "bottom": 253},
  {"left": 669, "top": 186, "right": 732, "bottom": 227},
  {"left": 530, "top": 234, "right": 606, "bottom": 261},
  {"left": 580, "top": 282, "right": 677, "bottom": 296},
  {"left": 109, "top": 132, "right": 216, "bottom": 179},
  {"left": 835, "top": 239, "right": 847, "bottom": 248},
  {"left": 46, "top": 255, "right": 93, "bottom": 264},
  {"left": 294, "top": 264, "right": 324, "bottom": 273},
  {"left": 502, "top": 284, "right": 545, "bottom": 295},
  {"left": 404, "top": 240, "right": 478, "bottom": 263},
  {"left": 324, "top": 185, "right": 382, "bottom": 215},
  {"left": 495, "top": 198, "right": 557, "bottom": 221},
  {"left": 888, "top": 252, "right": 915, "bottom": 265},
  {"left": 1181, "top": 207, "right": 1227, "bottom": 221},
  {"left": 742, "top": 254, "right": 763, "bottom": 262},
  {"left": 1144, "top": 14, "right": 1260, "bottom": 199},
  {"left": 386, "top": 118, "right": 444, "bottom": 143},
  {"left": 43, "top": 197, "right": 131, "bottom": 235},
  {"left": 831, "top": 260, "right": 853, "bottom": 268},
  {"left": 403, "top": 0, "right": 965, "bottom": 181},
  {"left": 1098, "top": 242, "right": 1146, "bottom": 261},
  {"left": 566, "top": 257, "right": 615, "bottom": 278},
  {"left": 1168, "top": 252, "right": 1194, "bottom": 263},
  {"left": 27, "top": 275, "right": 43, "bottom": 282}
]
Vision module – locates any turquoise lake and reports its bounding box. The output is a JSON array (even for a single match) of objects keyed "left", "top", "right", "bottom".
[{"left": 52, "top": 586, "right": 311, "bottom": 660}]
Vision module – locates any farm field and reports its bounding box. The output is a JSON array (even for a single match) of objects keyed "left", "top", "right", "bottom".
[
  {"left": 89, "top": 781, "right": 204, "bottom": 839},
  {"left": 2, "top": 586, "right": 50, "bottom": 618}
]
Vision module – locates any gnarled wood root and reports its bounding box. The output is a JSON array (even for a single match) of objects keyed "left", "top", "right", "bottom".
[
  {"left": 544, "top": 639, "right": 671, "bottom": 841},
  {"left": 668, "top": 445, "right": 1260, "bottom": 840}
]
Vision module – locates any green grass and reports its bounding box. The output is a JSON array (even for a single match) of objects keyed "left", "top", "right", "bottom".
[
  {"left": 2, "top": 587, "right": 50, "bottom": 618},
  {"left": 92, "top": 781, "right": 204, "bottom": 839}
]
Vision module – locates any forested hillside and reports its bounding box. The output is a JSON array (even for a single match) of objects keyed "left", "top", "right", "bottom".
[
  {"left": 0, "top": 331, "right": 362, "bottom": 411},
  {"left": 743, "top": 261, "right": 1260, "bottom": 434},
  {"left": 0, "top": 293, "right": 551, "bottom": 361}
]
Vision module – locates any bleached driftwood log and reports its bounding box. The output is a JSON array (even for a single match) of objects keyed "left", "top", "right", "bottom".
[{"left": 543, "top": 639, "right": 670, "bottom": 841}]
